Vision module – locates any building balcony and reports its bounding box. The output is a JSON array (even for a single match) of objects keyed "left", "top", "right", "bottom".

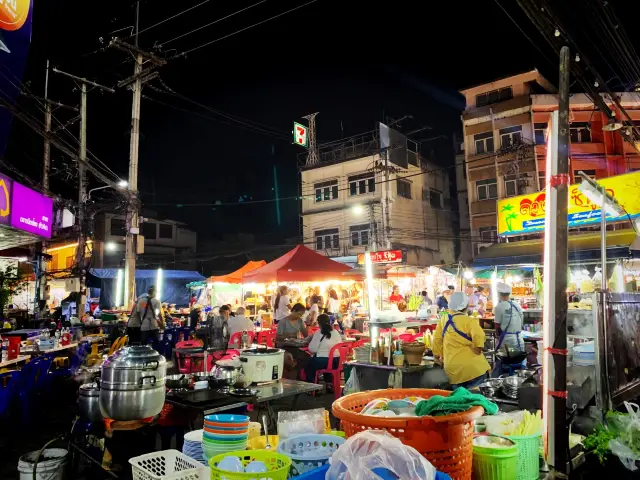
[
  {"left": 463, "top": 95, "right": 531, "bottom": 122},
  {"left": 471, "top": 199, "right": 497, "bottom": 216}
]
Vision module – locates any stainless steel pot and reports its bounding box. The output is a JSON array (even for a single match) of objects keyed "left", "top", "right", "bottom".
[
  {"left": 78, "top": 383, "right": 102, "bottom": 423},
  {"left": 99, "top": 345, "right": 166, "bottom": 421},
  {"left": 211, "top": 362, "right": 241, "bottom": 386}
]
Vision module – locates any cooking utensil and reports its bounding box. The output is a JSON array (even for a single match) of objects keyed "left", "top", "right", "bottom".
[
  {"left": 211, "top": 362, "right": 241, "bottom": 386},
  {"left": 239, "top": 348, "right": 284, "bottom": 384},
  {"left": 228, "top": 387, "right": 258, "bottom": 397},
  {"left": 78, "top": 382, "right": 102, "bottom": 423},
  {"left": 262, "top": 415, "right": 271, "bottom": 449},
  {"left": 99, "top": 345, "right": 166, "bottom": 421},
  {"left": 477, "top": 378, "right": 502, "bottom": 397},
  {"left": 166, "top": 374, "right": 191, "bottom": 389}
]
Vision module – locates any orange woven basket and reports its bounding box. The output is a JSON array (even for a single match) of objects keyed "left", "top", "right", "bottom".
[{"left": 332, "top": 388, "right": 483, "bottom": 480}]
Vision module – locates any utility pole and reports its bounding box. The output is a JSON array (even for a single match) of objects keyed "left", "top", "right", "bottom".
[
  {"left": 43, "top": 60, "right": 51, "bottom": 194},
  {"left": 52, "top": 68, "right": 114, "bottom": 315},
  {"left": 109, "top": 2, "right": 166, "bottom": 308},
  {"left": 368, "top": 203, "right": 378, "bottom": 250},
  {"left": 382, "top": 147, "right": 392, "bottom": 249},
  {"left": 543, "top": 46, "right": 570, "bottom": 476},
  {"left": 273, "top": 165, "right": 281, "bottom": 226}
]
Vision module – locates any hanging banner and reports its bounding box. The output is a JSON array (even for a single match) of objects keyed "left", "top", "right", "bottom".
[
  {"left": 497, "top": 170, "right": 640, "bottom": 236},
  {"left": 0, "top": 0, "right": 34, "bottom": 157}
]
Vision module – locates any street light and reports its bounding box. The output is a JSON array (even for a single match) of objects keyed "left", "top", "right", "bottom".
[
  {"left": 105, "top": 242, "right": 117, "bottom": 252},
  {"left": 352, "top": 205, "right": 364, "bottom": 215},
  {"left": 86, "top": 180, "right": 129, "bottom": 201},
  {"left": 577, "top": 170, "right": 625, "bottom": 291}
]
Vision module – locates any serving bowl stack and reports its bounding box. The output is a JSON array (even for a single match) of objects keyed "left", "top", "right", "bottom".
[
  {"left": 182, "top": 429, "right": 206, "bottom": 464},
  {"left": 502, "top": 376, "right": 524, "bottom": 399},
  {"left": 202, "top": 414, "right": 249, "bottom": 460}
]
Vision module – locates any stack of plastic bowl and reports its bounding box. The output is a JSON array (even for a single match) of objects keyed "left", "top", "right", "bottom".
[
  {"left": 182, "top": 429, "right": 206, "bottom": 464},
  {"left": 202, "top": 414, "right": 250, "bottom": 461}
]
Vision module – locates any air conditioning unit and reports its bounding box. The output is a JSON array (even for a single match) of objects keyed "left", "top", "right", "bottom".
[{"left": 476, "top": 242, "right": 494, "bottom": 255}]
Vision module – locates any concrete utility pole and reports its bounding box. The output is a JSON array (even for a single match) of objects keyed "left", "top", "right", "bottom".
[
  {"left": 543, "top": 46, "right": 570, "bottom": 476},
  {"left": 110, "top": 2, "right": 166, "bottom": 308},
  {"left": 43, "top": 60, "right": 51, "bottom": 194},
  {"left": 52, "top": 68, "right": 114, "bottom": 314}
]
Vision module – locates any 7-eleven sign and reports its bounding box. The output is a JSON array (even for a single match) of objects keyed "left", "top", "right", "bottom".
[{"left": 293, "top": 122, "right": 308, "bottom": 147}]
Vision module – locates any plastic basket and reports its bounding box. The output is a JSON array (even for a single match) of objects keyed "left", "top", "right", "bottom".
[
  {"left": 208, "top": 450, "right": 291, "bottom": 480},
  {"left": 129, "top": 449, "right": 207, "bottom": 480},
  {"left": 508, "top": 433, "right": 541, "bottom": 480},
  {"left": 332, "top": 389, "right": 484, "bottom": 480},
  {"left": 472, "top": 440, "right": 518, "bottom": 480},
  {"left": 277, "top": 434, "right": 345, "bottom": 476},
  {"left": 291, "top": 464, "right": 453, "bottom": 480}
]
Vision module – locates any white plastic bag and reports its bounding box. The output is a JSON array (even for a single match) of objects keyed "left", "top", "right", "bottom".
[
  {"left": 343, "top": 369, "right": 360, "bottom": 396},
  {"left": 277, "top": 408, "right": 325, "bottom": 441},
  {"left": 326, "top": 430, "right": 436, "bottom": 480},
  {"left": 608, "top": 402, "right": 640, "bottom": 471}
]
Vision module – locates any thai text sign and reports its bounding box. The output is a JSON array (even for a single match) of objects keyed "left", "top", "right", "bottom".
[
  {"left": 497, "top": 171, "right": 640, "bottom": 236},
  {"left": 357, "top": 249, "right": 404, "bottom": 265},
  {"left": 6, "top": 180, "right": 53, "bottom": 238}
]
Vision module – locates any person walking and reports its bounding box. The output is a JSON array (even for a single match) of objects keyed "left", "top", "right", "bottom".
[{"left": 133, "top": 286, "right": 164, "bottom": 345}]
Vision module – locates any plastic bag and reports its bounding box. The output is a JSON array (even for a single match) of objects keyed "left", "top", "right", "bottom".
[
  {"left": 326, "top": 430, "right": 436, "bottom": 480},
  {"left": 277, "top": 408, "right": 325, "bottom": 441},
  {"left": 482, "top": 411, "right": 525, "bottom": 436},
  {"left": 608, "top": 402, "right": 640, "bottom": 471},
  {"left": 343, "top": 369, "right": 360, "bottom": 396}
]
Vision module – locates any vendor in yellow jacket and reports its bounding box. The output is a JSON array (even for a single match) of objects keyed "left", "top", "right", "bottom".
[{"left": 433, "top": 292, "right": 490, "bottom": 389}]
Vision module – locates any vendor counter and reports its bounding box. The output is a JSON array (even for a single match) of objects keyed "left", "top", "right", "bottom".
[{"left": 346, "top": 361, "right": 448, "bottom": 390}]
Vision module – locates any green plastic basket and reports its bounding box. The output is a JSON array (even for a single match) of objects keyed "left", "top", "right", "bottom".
[
  {"left": 472, "top": 441, "right": 518, "bottom": 480},
  {"left": 209, "top": 450, "right": 291, "bottom": 480},
  {"left": 508, "top": 433, "right": 541, "bottom": 480}
]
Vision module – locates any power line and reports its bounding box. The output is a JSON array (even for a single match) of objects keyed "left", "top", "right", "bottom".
[
  {"left": 129, "top": 0, "right": 213, "bottom": 39},
  {"left": 158, "top": 0, "right": 268, "bottom": 48},
  {"left": 174, "top": 0, "right": 318, "bottom": 58}
]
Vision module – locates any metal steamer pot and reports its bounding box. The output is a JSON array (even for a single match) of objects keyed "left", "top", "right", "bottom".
[
  {"left": 239, "top": 348, "right": 285, "bottom": 384},
  {"left": 78, "top": 382, "right": 102, "bottom": 423},
  {"left": 98, "top": 345, "right": 166, "bottom": 421}
]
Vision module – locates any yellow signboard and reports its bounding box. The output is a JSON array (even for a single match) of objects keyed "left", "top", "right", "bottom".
[{"left": 497, "top": 170, "right": 640, "bottom": 236}]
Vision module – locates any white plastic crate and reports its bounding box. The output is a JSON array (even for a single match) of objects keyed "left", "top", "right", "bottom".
[{"left": 129, "top": 449, "right": 208, "bottom": 480}]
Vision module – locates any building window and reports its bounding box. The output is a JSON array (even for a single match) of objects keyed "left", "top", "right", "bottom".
[
  {"left": 479, "top": 226, "right": 498, "bottom": 243},
  {"left": 474, "top": 132, "right": 494, "bottom": 155},
  {"left": 504, "top": 175, "right": 519, "bottom": 197},
  {"left": 476, "top": 87, "right": 513, "bottom": 107},
  {"left": 159, "top": 224, "right": 173, "bottom": 239},
  {"left": 314, "top": 179, "right": 339, "bottom": 202},
  {"left": 142, "top": 222, "right": 157, "bottom": 240},
  {"left": 534, "top": 123, "right": 548, "bottom": 145},
  {"left": 570, "top": 122, "right": 591, "bottom": 143},
  {"left": 315, "top": 228, "right": 339, "bottom": 250},
  {"left": 110, "top": 218, "right": 126, "bottom": 236},
  {"left": 429, "top": 189, "right": 443, "bottom": 208},
  {"left": 476, "top": 178, "right": 497, "bottom": 201},
  {"left": 574, "top": 169, "right": 596, "bottom": 183},
  {"left": 350, "top": 224, "right": 369, "bottom": 247},
  {"left": 348, "top": 173, "right": 375, "bottom": 196},
  {"left": 397, "top": 179, "right": 412, "bottom": 199},
  {"left": 500, "top": 125, "right": 522, "bottom": 148},
  {"left": 538, "top": 171, "right": 546, "bottom": 190}
]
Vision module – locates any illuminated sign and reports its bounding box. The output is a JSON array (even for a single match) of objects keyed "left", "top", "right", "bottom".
[
  {"left": 11, "top": 182, "right": 53, "bottom": 238},
  {"left": 293, "top": 122, "right": 308, "bottom": 147},
  {"left": 357, "top": 249, "right": 404, "bottom": 265},
  {"left": 497, "top": 170, "right": 640, "bottom": 236}
]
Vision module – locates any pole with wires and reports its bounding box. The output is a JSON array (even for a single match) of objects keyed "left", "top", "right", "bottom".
[{"left": 43, "top": 60, "right": 51, "bottom": 195}]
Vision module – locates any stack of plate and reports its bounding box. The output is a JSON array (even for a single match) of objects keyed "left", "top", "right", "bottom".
[
  {"left": 353, "top": 346, "right": 372, "bottom": 363},
  {"left": 502, "top": 376, "right": 524, "bottom": 399},
  {"left": 202, "top": 414, "right": 249, "bottom": 460},
  {"left": 573, "top": 342, "right": 595, "bottom": 366},
  {"left": 182, "top": 429, "right": 205, "bottom": 464}
]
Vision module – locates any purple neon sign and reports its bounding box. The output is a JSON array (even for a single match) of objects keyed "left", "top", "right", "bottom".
[{"left": 10, "top": 182, "right": 53, "bottom": 238}]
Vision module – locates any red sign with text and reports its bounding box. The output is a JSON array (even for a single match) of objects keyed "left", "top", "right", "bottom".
[{"left": 357, "top": 249, "right": 404, "bottom": 265}]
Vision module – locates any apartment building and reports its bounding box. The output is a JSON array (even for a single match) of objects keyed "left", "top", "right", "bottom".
[
  {"left": 300, "top": 124, "right": 457, "bottom": 267},
  {"left": 460, "top": 70, "right": 640, "bottom": 257}
]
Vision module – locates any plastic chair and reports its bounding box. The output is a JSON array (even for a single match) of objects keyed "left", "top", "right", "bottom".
[
  {"left": 308, "top": 327, "right": 320, "bottom": 335},
  {"left": 257, "top": 330, "right": 276, "bottom": 348},
  {"left": 229, "top": 331, "right": 255, "bottom": 347},
  {"left": 314, "top": 342, "right": 352, "bottom": 400},
  {"left": 177, "top": 327, "right": 193, "bottom": 343},
  {"left": 174, "top": 340, "right": 203, "bottom": 374},
  {"left": 345, "top": 329, "right": 360, "bottom": 336},
  {"left": 398, "top": 333, "right": 415, "bottom": 342}
]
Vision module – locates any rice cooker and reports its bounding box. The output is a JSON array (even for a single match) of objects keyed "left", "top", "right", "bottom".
[{"left": 239, "top": 348, "right": 284, "bottom": 384}]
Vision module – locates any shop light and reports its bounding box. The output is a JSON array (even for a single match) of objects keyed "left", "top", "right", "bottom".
[
  {"left": 463, "top": 270, "right": 474, "bottom": 280},
  {"left": 105, "top": 242, "right": 117, "bottom": 252},
  {"left": 117, "top": 180, "right": 129, "bottom": 188},
  {"left": 115, "top": 268, "right": 124, "bottom": 307},
  {"left": 513, "top": 275, "right": 522, "bottom": 283},
  {"left": 365, "top": 252, "right": 376, "bottom": 318},
  {"left": 17, "top": 257, "right": 28, "bottom": 262},
  {"left": 491, "top": 270, "right": 498, "bottom": 306},
  {"left": 352, "top": 205, "right": 364, "bottom": 215},
  {"left": 156, "top": 268, "right": 163, "bottom": 303},
  {"left": 124, "top": 270, "right": 129, "bottom": 311}
]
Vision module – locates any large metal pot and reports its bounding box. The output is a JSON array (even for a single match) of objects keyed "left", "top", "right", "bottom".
[
  {"left": 211, "top": 362, "right": 241, "bottom": 386},
  {"left": 78, "top": 383, "right": 102, "bottom": 423},
  {"left": 99, "top": 345, "right": 166, "bottom": 421}
]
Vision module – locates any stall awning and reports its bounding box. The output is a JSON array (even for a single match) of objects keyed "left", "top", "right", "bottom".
[
  {"left": 207, "top": 261, "right": 266, "bottom": 284},
  {"left": 242, "top": 245, "right": 352, "bottom": 283},
  {"left": 473, "top": 229, "right": 640, "bottom": 268}
]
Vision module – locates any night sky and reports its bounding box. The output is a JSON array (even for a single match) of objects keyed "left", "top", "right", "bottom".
[{"left": 3, "top": 0, "right": 638, "bottom": 244}]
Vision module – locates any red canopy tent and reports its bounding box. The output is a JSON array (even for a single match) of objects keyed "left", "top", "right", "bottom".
[
  {"left": 207, "top": 260, "right": 266, "bottom": 284},
  {"left": 242, "top": 245, "right": 352, "bottom": 283}
]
